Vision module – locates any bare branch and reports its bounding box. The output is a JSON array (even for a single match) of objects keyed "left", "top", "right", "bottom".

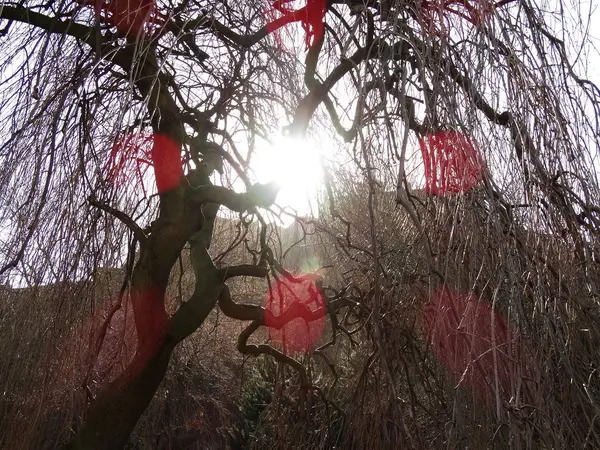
[
  {"left": 218, "top": 264, "right": 268, "bottom": 280},
  {"left": 88, "top": 196, "right": 147, "bottom": 242}
]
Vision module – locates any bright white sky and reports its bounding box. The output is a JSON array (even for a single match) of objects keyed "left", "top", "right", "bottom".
[{"left": 585, "top": 1, "right": 600, "bottom": 79}]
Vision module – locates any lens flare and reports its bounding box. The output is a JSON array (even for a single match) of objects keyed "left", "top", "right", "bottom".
[{"left": 265, "top": 273, "right": 326, "bottom": 354}]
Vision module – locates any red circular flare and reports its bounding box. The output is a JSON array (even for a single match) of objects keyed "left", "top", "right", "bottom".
[
  {"left": 150, "top": 133, "right": 183, "bottom": 194},
  {"left": 265, "top": 0, "right": 327, "bottom": 50},
  {"left": 418, "top": 130, "right": 485, "bottom": 196},
  {"left": 422, "top": 289, "right": 518, "bottom": 402},
  {"left": 264, "top": 273, "right": 326, "bottom": 354},
  {"left": 106, "top": 132, "right": 182, "bottom": 195},
  {"left": 58, "top": 284, "right": 170, "bottom": 394},
  {"left": 77, "top": 0, "right": 166, "bottom": 38},
  {"left": 106, "top": 132, "right": 153, "bottom": 195},
  {"left": 56, "top": 292, "right": 136, "bottom": 395}
]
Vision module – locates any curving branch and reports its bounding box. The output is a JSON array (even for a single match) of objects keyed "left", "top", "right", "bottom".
[
  {"left": 220, "top": 282, "right": 359, "bottom": 387},
  {"left": 183, "top": 11, "right": 266, "bottom": 47},
  {"left": 88, "top": 196, "right": 147, "bottom": 242},
  {"left": 167, "top": 228, "right": 221, "bottom": 344},
  {"left": 219, "top": 264, "right": 268, "bottom": 280},
  {"left": 186, "top": 184, "right": 274, "bottom": 212},
  {"left": 218, "top": 286, "right": 312, "bottom": 386},
  {"left": 288, "top": 38, "right": 412, "bottom": 134},
  {"left": 237, "top": 321, "right": 309, "bottom": 386}
]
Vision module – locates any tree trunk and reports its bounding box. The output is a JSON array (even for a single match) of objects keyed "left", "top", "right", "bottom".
[
  {"left": 65, "top": 341, "right": 174, "bottom": 450},
  {"left": 66, "top": 237, "right": 180, "bottom": 450},
  {"left": 65, "top": 177, "right": 220, "bottom": 449}
]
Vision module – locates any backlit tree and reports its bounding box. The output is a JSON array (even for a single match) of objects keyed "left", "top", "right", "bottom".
[{"left": 1, "top": 0, "right": 600, "bottom": 448}]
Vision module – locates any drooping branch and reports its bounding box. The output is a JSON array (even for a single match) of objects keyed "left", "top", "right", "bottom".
[
  {"left": 422, "top": 38, "right": 591, "bottom": 257},
  {"left": 1, "top": 4, "right": 187, "bottom": 214},
  {"left": 0, "top": 6, "right": 134, "bottom": 74},
  {"left": 88, "top": 196, "right": 147, "bottom": 242}
]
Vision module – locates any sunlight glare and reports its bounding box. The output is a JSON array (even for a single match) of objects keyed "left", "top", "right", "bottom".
[{"left": 253, "top": 135, "right": 324, "bottom": 215}]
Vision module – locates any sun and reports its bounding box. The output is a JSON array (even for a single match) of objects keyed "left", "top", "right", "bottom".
[{"left": 252, "top": 134, "right": 324, "bottom": 215}]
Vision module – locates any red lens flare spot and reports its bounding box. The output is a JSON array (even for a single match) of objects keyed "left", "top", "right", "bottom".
[
  {"left": 56, "top": 292, "right": 137, "bottom": 394},
  {"left": 265, "top": 0, "right": 327, "bottom": 50},
  {"left": 422, "top": 289, "right": 518, "bottom": 402},
  {"left": 264, "top": 273, "right": 326, "bottom": 354},
  {"left": 106, "top": 132, "right": 153, "bottom": 195},
  {"left": 55, "top": 283, "right": 171, "bottom": 403},
  {"left": 418, "top": 130, "right": 485, "bottom": 196},
  {"left": 106, "top": 132, "right": 182, "bottom": 195},
  {"left": 77, "top": 0, "right": 166, "bottom": 38},
  {"left": 264, "top": 0, "right": 287, "bottom": 49},
  {"left": 84, "top": 295, "right": 137, "bottom": 385},
  {"left": 150, "top": 133, "right": 183, "bottom": 194}
]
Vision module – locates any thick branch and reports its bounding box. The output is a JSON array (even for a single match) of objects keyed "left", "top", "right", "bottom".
[
  {"left": 219, "top": 264, "right": 268, "bottom": 280},
  {"left": 1, "top": 6, "right": 94, "bottom": 41},
  {"left": 186, "top": 185, "right": 254, "bottom": 212},
  {"left": 217, "top": 285, "right": 264, "bottom": 321},
  {"left": 218, "top": 284, "right": 327, "bottom": 327},
  {"left": 167, "top": 232, "right": 221, "bottom": 343},
  {"left": 184, "top": 13, "right": 266, "bottom": 47},
  {"left": 187, "top": 184, "right": 277, "bottom": 212},
  {"left": 290, "top": 47, "right": 369, "bottom": 134}
]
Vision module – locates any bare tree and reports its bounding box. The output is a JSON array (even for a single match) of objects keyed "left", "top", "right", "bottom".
[{"left": 1, "top": 0, "right": 600, "bottom": 448}]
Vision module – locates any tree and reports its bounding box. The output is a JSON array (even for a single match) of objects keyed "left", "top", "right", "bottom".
[{"left": 1, "top": 0, "right": 600, "bottom": 448}]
